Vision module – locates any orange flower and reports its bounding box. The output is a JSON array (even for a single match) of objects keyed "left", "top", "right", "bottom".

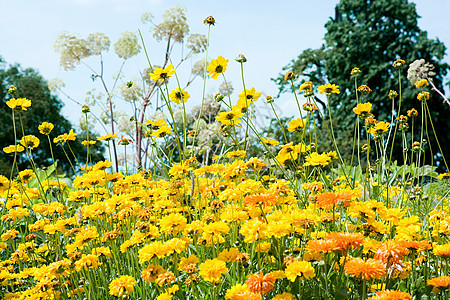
[
  {"left": 314, "top": 192, "right": 352, "bottom": 210},
  {"left": 397, "top": 240, "right": 431, "bottom": 252},
  {"left": 245, "top": 271, "right": 276, "bottom": 294},
  {"left": 306, "top": 239, "right": 340, "bottom": 253},
  {"left": 366, "top": 290, "right": 412, "bottom": 300},
  {"left": 243, "top": 193, "right": 277, "bottom": 207},
  {"left": 327, "top": 232, "right": 364, "bottom": 253},
  {"left": 344, "top": 257, "right": 386, "bottom": 280},
  {"left": 427, "top": 276, "right": 450, "bottom": 291},
  {"left": 374, "top": 240, "right": 408, "bottom": 265}
]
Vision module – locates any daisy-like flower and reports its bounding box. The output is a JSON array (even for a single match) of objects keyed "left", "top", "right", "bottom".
[
  {"left": 261, "top": 137, "right": 279, "bottom": 146},
  {"left": 287, "top": 118, "right": 305, "bottom": 132},
  {"left": 417, "top": 91, "right": 430, "bottom": 101},
  {"left": 327, "top": 232, "right": 364, "bottom": 253},
  {"left": 414, "top": 79, "right": 428, "bottom": 88},
  {"left": 407, "top": 108, "right": 418, "bottom": 117},
  {"left": 284, "top": 260, "right": 315, "bottom": 282},
  {"left": 304, "top": 152, "right": 331, "bottom": 167},
  {"left": 392, "top": 58, "right": 406, "bottom": 69},
  {"left": 243, "top": 193, "right": 277, "bottom": 207},
  {"left": 109, "top": 275, "right": 137, "bottom": 297},
  {"left": 38, "top": 122, "right": 54, "bottom": 135},
  {"left": 353, "top": 102, "right": 372, "bottom": 117},
  {"left": 150, "top": 64, "right": 176, "bottom": 81},
  {"left": 169, "top": 88, "right": 190, "bottom": 104},
  {"left": 20, "top": 135, "right": 40, "bottom": 150},
  {"left": 215, "top": 109, "right": 244, "bottom": 126},
  {"left": 3, "top": 145, "right": 25, "bottom": 154},
  {"left": 374, "top": 240, "right": 408, "bottom": 265},
  {"left": 368, "top": 121, "right": 389, "bottom": 136},
  {"left": 97, "top": 132, "right": 119, "bottom": 141},
  {"left": 151, "top": 124, "right": 172, "bottom": 139},
  {"left": 366, "top": 290, "right": 411, "bottom": 300},
  {"left": 427, "top": 276, "right": 450, "bottom": 291},
  {"left": 238, "top": 87, "right": 261, "bottom": 102},
  {"left": 317, "top": 83, "right": 340, "bottom": 95},
  {"left": 199, "top": 259, "right": 227, "bottom": 283},
  {"left": 433, "top": 243, "right": 450, "bottom": 257},
  {"left": 245, "top": 271, "right": 276, "bottom": 294},
  {"left": 299, "top": 81, "right": 313, "bottom": 93},
  {"left": 344, "top": 257, "right": 386, "bottom": 280},
  {"left": 437, "top": 173, "right": 450, "bottom": 180},
  {"left": 6, "top": 98, "right": 32, "bottom": 110},
  {"left": 207, "top": 56, "right": 228, "bottom": 79}
]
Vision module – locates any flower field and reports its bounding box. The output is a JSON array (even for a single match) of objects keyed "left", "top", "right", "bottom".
[{"left": 2, "top": 13, "right": 450, "bottom": 300}]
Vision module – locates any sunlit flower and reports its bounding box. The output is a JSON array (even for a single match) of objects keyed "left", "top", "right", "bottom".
[
  {"left": 287, "top": 118, "right": 305, "bottom": 132},
  {"left": 344, "top": 257, "right": 386, "bottom": 280},
  {"left": 97, "top": 132, "right": 119, "bottom": 141},
  {"left": 284, "top": 260, "right": 315, "bottom": 282},
  {"left": 417, "top": 91, "right": 430, "bottom": 101},
  {"left": 109, "top": 275, "right": 137, "bottom": 297},
  {"left": 207, "top": 56, "right": 228, "bottom": 79},
  {"left": 199, "top": 259, "right": 227, "bottom": 283},
  {"left": 6, "top": 98, "right": 32, "bottom": 110},
  {"left": 216, "top": 109, "right": 244, "bottom": 126},
  {"left": 318, "top": 84, "right": 340, "bottom": 95},
  {"left": 304, "top": 152, "right": 331, "bottom": 167},
  {"left": 367, "top": 290, "right": 411, "bottom": 300},
  {"left": 3, "top": 144, "right": 25, "bottom": 154},
  {"left": 20, "top": 135, "right": 40, "bottom": 150},
  {"left": 38, "top": 122, "right": 54, "bottom": 135},
  {"left": 245, "top": 271, "right": 276, "bottom": 294},
  {"left": 353, "top": 102, "right": 372, "bottom": 117},
  {"left": 170, "top": 88, "right": 190, "bottom": 104},
  {"left": 414, "top": 79, "right": 428, "bottom": 88},
  {"left": 427, "top": 276, "right": 450, "bottom": 291},
  {"left": 150, "top": 64, "right": 176, "bottom": 81},
  {"left": 357, "top": 85, "right": 372, "bottom": 95}
]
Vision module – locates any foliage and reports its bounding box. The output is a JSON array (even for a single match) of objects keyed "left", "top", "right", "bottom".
[{"left": 0, "top": 60, "right": 104, "bottom": 175}]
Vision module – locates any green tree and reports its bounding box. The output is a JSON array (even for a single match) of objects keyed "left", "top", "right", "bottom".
[
  {"left": 0, "top": 58, "right": 104, "bottom": 175},
  {"left": 274, "top": 0, "right": 450, "bottom": 170}
]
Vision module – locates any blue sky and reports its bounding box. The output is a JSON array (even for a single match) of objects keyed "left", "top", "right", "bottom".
[{"left": 1, "top": 0, "right": 449, "bottom": 134}]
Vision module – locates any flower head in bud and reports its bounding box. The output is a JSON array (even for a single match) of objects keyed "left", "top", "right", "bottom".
[
  {"left": 303, "top": 102, "right": 317, "bottom": 112},
  {"left": 82, "top": 105, "right": 90, "bottom": 113},
  {"left": 235, "top": 54, "right": 247, "bottom": 63},
  {"left": 214, "top": 93, "right": 225, "bottom": 103},
  {"left": 266, "top": 96, "right": 274, "bottom": 104},
  {"left": 8, "top": 85, "right": 18, "bottom": 95},
  {"left": 119, "top": 136, "right": 133, "bottom": 145},
  {"left": 417, "top": 91, "right": 430, "bottom": 101},
  {"left": 357, "top": 85, "right": 372, "bottom": 95},
  {"left": 388, "top": 90, "right": 398, "bottom": 99},
  {"left": 350, "top": 67, "right": 361, "bottom": 76},
  {"left": 284, "top": 71, "right": 295, "bottom": 81},
  {"left": 127, "top": 81, "right": 133, "bottom": 88},
  {"left": 412, "top": 141, "right": 421, "bottom": 152},
  {"left": 407, "top": 108, "right": 418, "bottom": 117},
  {"left": 414, "top": 79, "right": 429, "bottom": 88},
  {"left": 393, "top": 59, "right": 406, "bottom": 69},
  {"left": 204, "top": 16, "right": 215, "bottom": 25}
]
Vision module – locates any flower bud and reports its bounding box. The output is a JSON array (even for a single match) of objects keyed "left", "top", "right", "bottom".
[
  {"left": 266, "top": 96, "right": 274, "bottom": 104},
  {"left": 235, "top": 54, "right": 247, "bottom": 63},
  {"left": 82, "top": 105, "right": 90, "bottom": 113},
  {"left": 284, "top": 71, "right": 295, "bottom": 81},
  {"left": 7, "top": 85, "right": 18, "bottom": 95},
  {"left": 204, "top": 16, "right": 215, "bottom": 25},
  {"left": 392, "top": 59, "right": 406, "bottom": 69}
]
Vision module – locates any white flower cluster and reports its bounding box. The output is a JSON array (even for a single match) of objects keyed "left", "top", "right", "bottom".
[{"left": 407, "top": 59, "right": 436, "bottom": 85}]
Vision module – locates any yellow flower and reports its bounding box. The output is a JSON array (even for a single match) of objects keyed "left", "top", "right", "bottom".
[
  {"left": 417, "top": 91, "right": 430, "bottom": 101},
  {"left": 3, "top": 145, "right": 25, "bottom": 154},
  {"left": 207, "top": 56, "right": 229, "bottom": 79},
  {"left": 150, "top": 64, "right": 176, "bottom": 81},
  {"left": 288, "top": 118, "right": 305, "bottom": 132},
  {"left": 353, "top": 102, "right": 372, "bottom": 116},
  {"left": 437, "top": 173, "right": 450, "bottom": 180},
  {"left": 368, "top": 121, "right": 389, "bottom": 136},
  {"left": 38, "top": 122, "right": 54, "bottom": 135},
  {"left": 169, "top": 88, "right": 190, "bottom": 104},
  {"left": 304, "top": 152, "right": 331, "bottom": 167},
  {"left": 109, "top": 275, "right": 137, "bottom": 297},
  {"left": 199, "top": 259, "right": 227, "bottom": 283},
  {"left": 299, "top": 81, "right": 313, "bottom": 93},
  {"left": 20, "top": 135, "right": 40, "bottom": 150},
  {"left": 19, "top": 169, "right": 34, "bottom": 184},
  {"left": 215, "top": 109, "right": 244, "bottom": 126},
  {"left": 318, "top": 84, "right": 340, "bottom": 95},
  {"left": 82, "top": 140, "right": 97, "bottom": 146},
  {"left": 97, "top": 133, "right": 119, "bottom": 141},
  {"left": 285, "top": 260, "right": 315, "bottom": 281},
  {"left": 261, "top": 137, "right": 279, "bottom": 146},
  {"left": 151, "top": 123, "right": 172, "bottom": 139},
  {"left": 414, "top": 79, "right": 428, "bottom": 88},
  {"left": 6, "top": 98, "right": 32, "bottom": 110},
  {"left": 238, "top": 87, "right": 261, "bottom": 102}
]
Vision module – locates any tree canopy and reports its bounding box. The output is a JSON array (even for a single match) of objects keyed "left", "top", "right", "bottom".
[{"left": 0, "top": 57, "right": 104, "bottom": 175}]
